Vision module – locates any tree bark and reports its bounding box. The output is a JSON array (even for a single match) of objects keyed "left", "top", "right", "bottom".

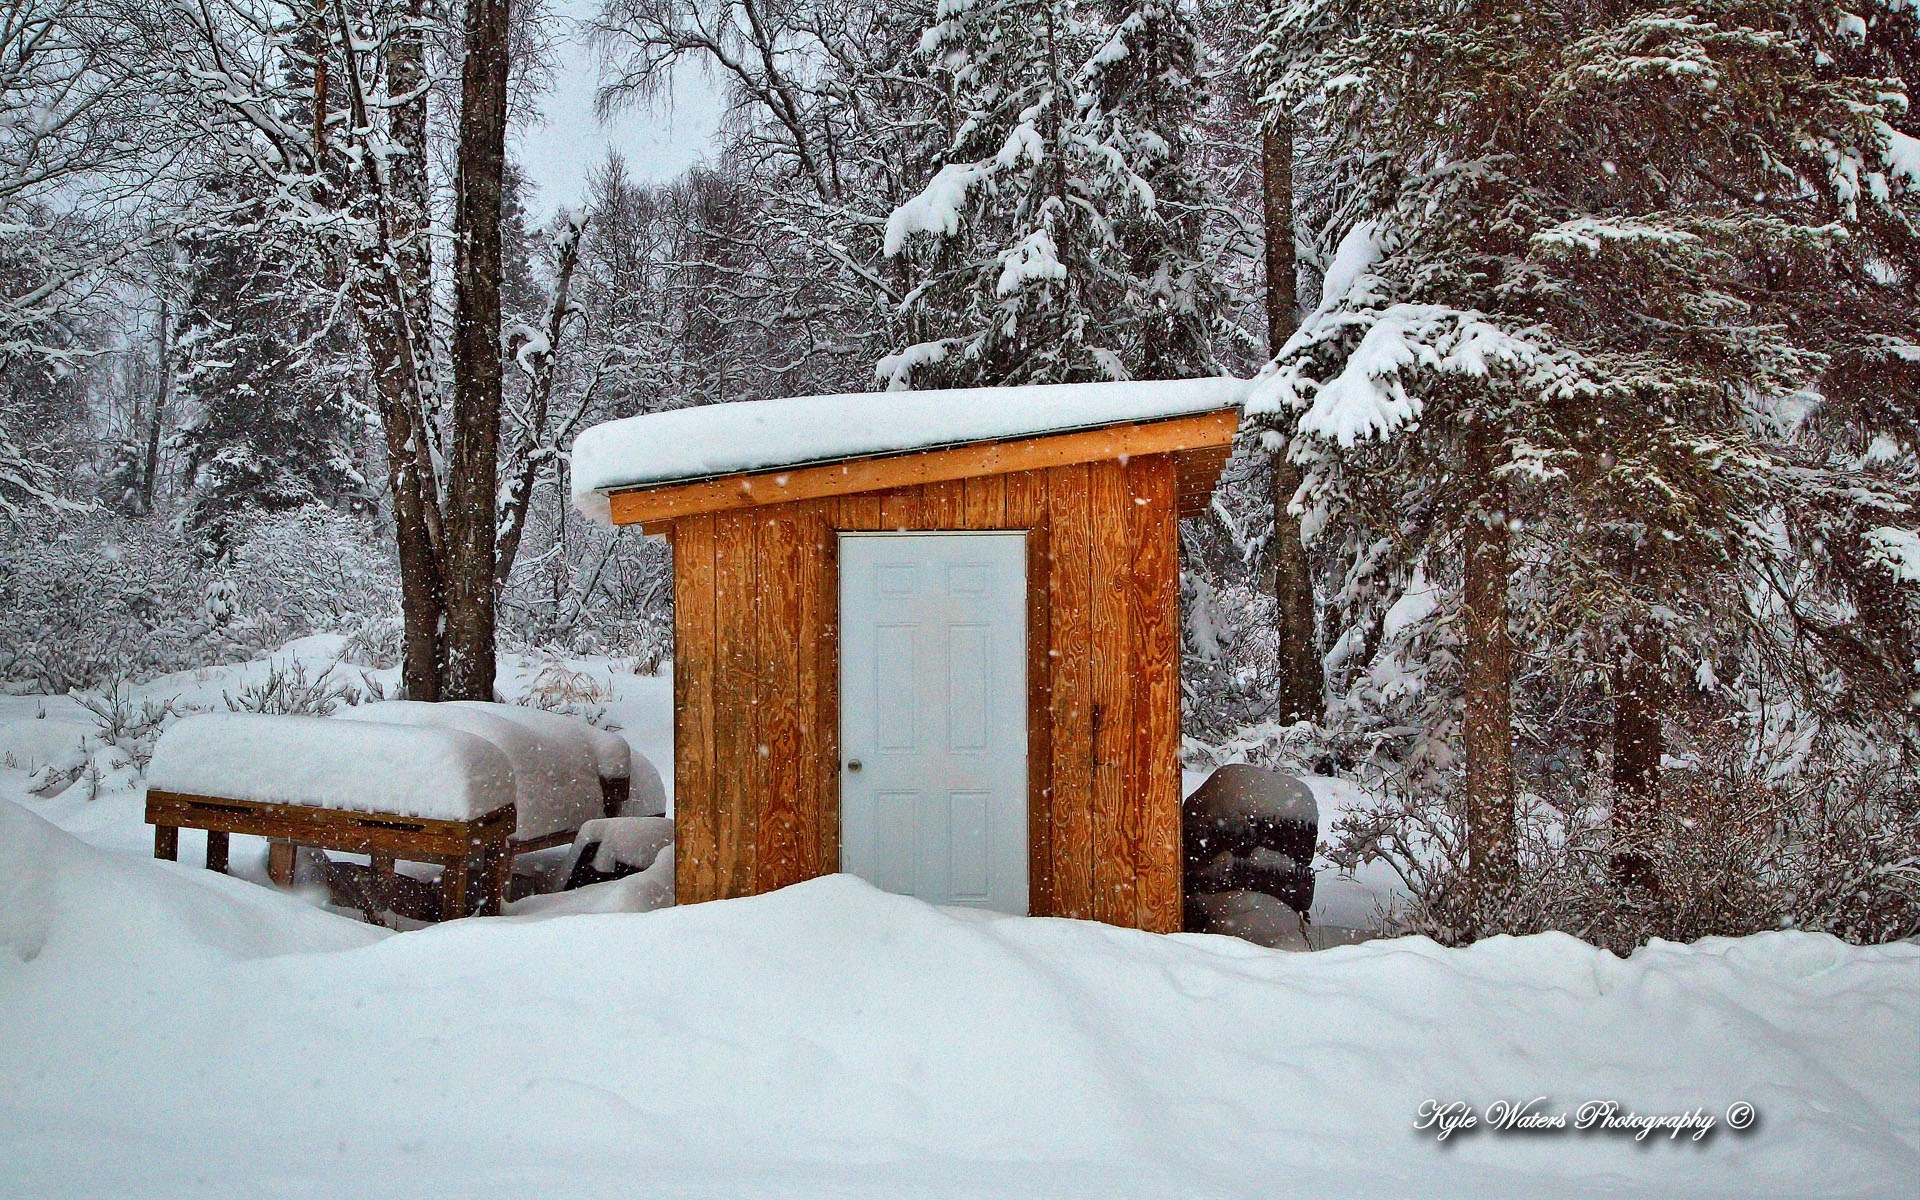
[
  {"left": 357, "top": 0, "right": 444, "bottom": 702},
  {"left": 1262, "top": 112, "right": 1297, "bottom": 352},
  {"left": 1262, "top": 108, "right": 1323, "bottom": 724},
  {"left": 444, "top": 0, "right": 511, "bottom": 701},
  {"left": 139, "top": 296, "right": 168, "bottom": 514},
  {"left": 1609, "top": 619, "right": 1663, "bottom": 890},
  {"left": 1461, "top": 422, "right": 1515, "bottom": 915}
]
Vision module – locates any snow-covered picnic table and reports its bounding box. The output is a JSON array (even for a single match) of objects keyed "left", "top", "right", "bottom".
[{"left": 144, "top": 703, "right": 653, "bottom": 919}]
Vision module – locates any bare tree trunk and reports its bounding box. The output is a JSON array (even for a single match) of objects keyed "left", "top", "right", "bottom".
[
  {"left": 1262, "top": 108, "right": 1323, "bottom": 725},
  {"left": 1262, "top": 112, "right": 1298, "bottom": 353},
  {"left": 139, "top": 297, "right": 169, "bottom": 514},
  {"left": 1461, "top": 423, "right": 1515, "bottom": 917},
  {"left": 1610, "top": 618, "right": 1663, "bottom": 890},
  {"left": 347, "top": 0, "right": 445, "bottom": 703},
  {"left": 444, "top": 0, "right": 511, "bottom": 701},
  {"left": 496, "top": 214, "right": 587, "bottom": 589}
]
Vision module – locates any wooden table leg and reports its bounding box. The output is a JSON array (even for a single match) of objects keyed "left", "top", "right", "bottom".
[
  {"left": 482, "top": 841, "right": 511, "bottom": 915},
  {"left": 154, "top": 824, "right": 178, "bottom": 861},
  {"left": 369, "top": 852, "right": 395, "bottom": 917},
  {"left": 266, "top": 841, "right": 297, "bottom": 886},
  {"left": 441, "top": 856, "right": 471, "bottom": 921},
  {"left": 205, "top": 830, "right": 229, "bottom": 874}
]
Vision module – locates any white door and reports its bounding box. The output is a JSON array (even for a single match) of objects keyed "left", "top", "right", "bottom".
[{"left": 839, "top": 532, "right": 1028, "bottom": 914}]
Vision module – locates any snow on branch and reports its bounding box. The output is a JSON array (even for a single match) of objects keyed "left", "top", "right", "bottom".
[
  {"left": 1865, "top": 527, "right": 1920, "bottom": 584},
  {"left": 883, "top": 162, "right": 990, "bottom": 255}
]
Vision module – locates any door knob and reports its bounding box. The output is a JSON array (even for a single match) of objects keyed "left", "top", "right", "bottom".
[{"left": 846, "top": 759, "right": 862, "bottom": 772}]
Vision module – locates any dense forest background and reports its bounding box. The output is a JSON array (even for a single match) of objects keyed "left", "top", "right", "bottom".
[{"left": 3, "top": 0, "right": 1918, "bottom": 946}]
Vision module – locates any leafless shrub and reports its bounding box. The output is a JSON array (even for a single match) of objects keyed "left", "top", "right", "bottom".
[
  {"left": 516, "top": 658, "right": 613, "bottom": 728},
  {"left": 1328, "top": 730, "right": 1920, "bottom": 952},
  {"left": 222, "top": 660, "right": 362, "bottom": 717},
  {"left": 70, "top": 677, "right": 179, "bottom": 773}
]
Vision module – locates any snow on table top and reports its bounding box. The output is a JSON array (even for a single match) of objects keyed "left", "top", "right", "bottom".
[
  {"left": 570, "top": 376, "right": 1249, "bottom": 523},
  {"left": 147, "top": 713, "right": 516, "bottom": 822},
  {"left": 451, "top": 701, "right": 632, "bottom": 781},
  {"left": 340, "top": 702, "right": 605, "bottom": 843}
]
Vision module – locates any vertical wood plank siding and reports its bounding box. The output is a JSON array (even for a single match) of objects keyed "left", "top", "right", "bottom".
[
  {"left": 1128, "top": 457, "right": 1184, "bottom": 932},
  {"left": 1086, "top": 459, "right": 1135, "bottom": 926},
  {"left": 671, "top": 515, "right": 718, "bottom": 903},
  {"left": 712, "top": 509, "right": 759, "bottom": 898},
  {"left": 668, "top": 456, "right": 1186, "bottom": 931}
]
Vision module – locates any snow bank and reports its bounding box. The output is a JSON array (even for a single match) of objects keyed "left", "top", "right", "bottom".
[
  {"left": 3, "top": 803, "right": 1917, "bottom": 1198},
  {"left": 0, "top": 801, "right": 380, "bottom": 969},
  {"left": 147, "top": 713, "right": 516, "bottom": 822},
  {"left": 340, "top": 702, "right": 603, "bottom": 841},
  {"left": 570, "top": 377, "right": 1248, "bottom": 523}
]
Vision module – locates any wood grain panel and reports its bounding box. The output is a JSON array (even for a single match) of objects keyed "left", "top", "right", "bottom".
[
  {"left": 755, "top": 512, "right": 805, "bottom": 891},
  {"left": 1003, "top": 469, "right": 1044, "bottom": 528},
  {"left": 713, "top": 509, "right": 759, "bottom": 898},
  {"left": 1173, "top": 443, "right": 1235, "bottom": 518},
  {"left": 963, "top": 474, "right": 1006, "bottom": 527},
  {"left": 672, "top": 514, "right": 718, "bottom": 903},
  {"left": 1024, "top": 515, "right": 1053, "bottom": 915},
  {"left": 839, "top": 492, "right": 883, "bottom": 531},
  {"left": 879, "top": 487, "right": 922, "bottom": 531},
  {"left": 1128, "top": 456, "right": 1184, "bottom": 932},
  {"left": 1045, "top": 463, "right": 1093, "bottom": 920},
  {"left": 1087, "top": 459, "right": 1135, "bottom": 925},
  {"left": 815, "top": 512, "right": 841, "bottom": 874},
  {"left": 921, "top": 478, "right": 964, "bottom": 527}
]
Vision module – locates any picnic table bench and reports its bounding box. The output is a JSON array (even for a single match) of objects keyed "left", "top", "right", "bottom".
[
  {"left": 145, "top": 704, "right": 647, "bottom": 921},
  {"left": 148, "top": 786, "right": 517, "bottom": 919}
]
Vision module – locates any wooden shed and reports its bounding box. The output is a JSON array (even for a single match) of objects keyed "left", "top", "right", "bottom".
[{"left": 571, "top": 378, "right": 1247, "bottom": 932}]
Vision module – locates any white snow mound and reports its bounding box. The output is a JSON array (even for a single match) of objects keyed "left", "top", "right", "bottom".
[
  {"left": 0, "top": 801, "right": 381, "bottom": 969},
  {"left": 3, "top": 800, "right": 1917, "bottom": 1198}
]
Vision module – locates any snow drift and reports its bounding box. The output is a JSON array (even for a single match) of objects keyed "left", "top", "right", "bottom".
[{"left": 2, "top": 799, "right": 1915, "bottom": 1199}]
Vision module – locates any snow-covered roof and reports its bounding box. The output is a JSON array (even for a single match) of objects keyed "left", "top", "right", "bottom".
[{"left": 570, "top": 376, "right": 1249, "bottom": 524}]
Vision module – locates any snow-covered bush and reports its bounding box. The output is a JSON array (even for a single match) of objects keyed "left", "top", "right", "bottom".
[
  {"left": 515, "top": 658, "right": 613, "bottom": 729},
  {"left": 338, "top": 615, "right": 404, "bottom": 670},
  {"left": 1326, "top": 731, "right": 1920, "bottom": 951},
  {"left": 0, "top": 512, "right": 208, "bottom": 691},
  {"left": 0, "top": 507, "right": 399, "bottom": 691},
  {"left": 70, "top": 679, "right": 178, "bottom": 774},
  {"left": 218, "top": 508, "right": 399, "bottom": 641}
]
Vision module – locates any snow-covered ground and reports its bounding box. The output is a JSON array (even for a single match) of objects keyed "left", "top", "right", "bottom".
[
  {"left": 3, "top": 796, "right": 1916, "bottom": 1199},
  {"left": 3, "top": 645, "right": 1916, "bottom": 1197}
]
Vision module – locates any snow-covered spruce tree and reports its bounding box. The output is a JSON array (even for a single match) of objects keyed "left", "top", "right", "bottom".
[
  {"left": 880, "top": 0, "right": 1224, "bottom": 386},
  {"left": 173, "top": 186, "right": 365, "bottom": 562},
  {"left": 1250, "top": 0, "right": 1920, "bottom": 928}
]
